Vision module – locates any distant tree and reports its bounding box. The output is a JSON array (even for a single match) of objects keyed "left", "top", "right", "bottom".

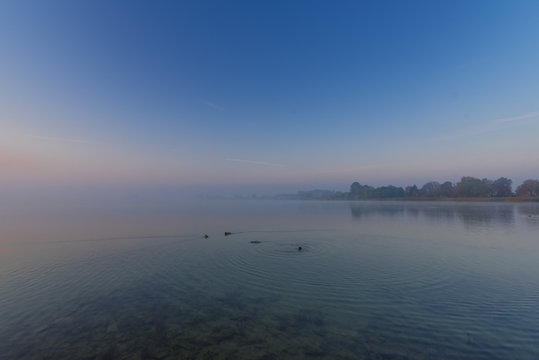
[
  {"left": 350, "top": 182, "right": 362, "bottom": 195},
  {"left": 349, "top": 182, "right": 375, "bottom": 199},
  {"left": 347, "top": 176, "right": 519, "bottom": 200},
  {"left": 405, "top": 185, "right": 419, "bottom": 197},
  {"left": 440, "top": 181, "right": 454, "bottom": 197},
  {"left": 420, "top": 181, "right": 441, "bottom": 197},
  {"left": 516, "top": 179, "right": 539, "bottom": 197},
  {"left": 454, "top": 176, "right": 493, "bottom": 197},
  {"left": 350, "top": 182, "right": 404, "bottom": 199},
  {"left": 333, "top": 191, "right": 347, "bottom": 200},
  {"left": 374, "top": 185, "right": 405, "bottom": 198},
  {"left": 482, "top": 178, "right": 494, "bottom": 197},
  {"left": 491, "top": 177, "right": 513, "bottom": 197}
]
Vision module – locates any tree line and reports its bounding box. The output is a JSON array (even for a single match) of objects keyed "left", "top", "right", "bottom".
[{"left": 348, "top": 177, "right": 539, "bottom": 200}]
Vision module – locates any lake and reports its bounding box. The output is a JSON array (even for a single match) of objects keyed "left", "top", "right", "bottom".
[{"left": 1, "top": 200, "right": 538, "bottom": 359}]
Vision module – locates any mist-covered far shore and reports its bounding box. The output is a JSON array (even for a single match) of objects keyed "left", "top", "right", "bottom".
[{"left": 277, "top": 176, "right": 539, "bottom": 201}]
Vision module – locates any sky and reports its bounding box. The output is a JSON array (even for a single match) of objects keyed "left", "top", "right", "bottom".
[{"left": 1, "top": 0, "right": 539, "bottom": 195}]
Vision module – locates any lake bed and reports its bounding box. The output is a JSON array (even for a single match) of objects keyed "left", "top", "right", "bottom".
[{"left": 1, "top": 200, "right": 538, "bottom": 359}]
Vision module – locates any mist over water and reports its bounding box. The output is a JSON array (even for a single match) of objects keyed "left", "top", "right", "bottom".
[{"left": 1, "top": 199, "right": 538, "bottom": 359}]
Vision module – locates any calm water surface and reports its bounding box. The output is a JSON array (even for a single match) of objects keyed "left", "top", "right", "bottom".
[{"left": 1, "top": 200, "right": 538, "bottom": 359}]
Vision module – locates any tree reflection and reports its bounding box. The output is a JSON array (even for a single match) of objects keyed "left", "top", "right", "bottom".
[{"left": 350, "top": 202, "right": 517, "bottom": 228}]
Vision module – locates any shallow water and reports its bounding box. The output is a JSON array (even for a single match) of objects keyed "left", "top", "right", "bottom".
[{"left": 1, "top": 200, "right": 539, "bottom": 359}]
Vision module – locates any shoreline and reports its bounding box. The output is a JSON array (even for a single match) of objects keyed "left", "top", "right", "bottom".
[
  {"left": 393, "top": 197, "right": 539, "bottom": 202},
  {"left": 277, "top": 197, "right": 539, "bottom": 202}
]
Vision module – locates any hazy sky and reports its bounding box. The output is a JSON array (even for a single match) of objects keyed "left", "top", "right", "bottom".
[{"left": 1, "top": 0, "right": 539, "bottom": 194}]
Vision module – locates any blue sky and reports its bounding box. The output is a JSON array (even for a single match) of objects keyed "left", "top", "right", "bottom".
[{"left": 1, "top": 0, "right": 538, "bottom": 193}]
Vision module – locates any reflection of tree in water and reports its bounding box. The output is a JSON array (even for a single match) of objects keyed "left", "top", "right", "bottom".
[
  {"left": 350, "top": 203, "right": 406, "bottom": 219},
  {"left": 405, "top": 206, "right": 420, "bottom": 219},
  {"left": 419, "top": 205, "right": 456, "bottom": 222},
  {"left": 350, "top": 202, "right": 516, "bottom": 228},
  {"left": 454, "top": 204, "right": 515, "bottom": 227}
]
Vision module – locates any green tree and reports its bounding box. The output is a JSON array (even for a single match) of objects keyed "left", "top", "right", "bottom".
[
  {"left": 350, "top": 182, "right": 362, "bottom": 195},
  {"left": 420, "top": 181, "right": 441, "bottom": 197},
  {"left": 374, "top": 185, "right": 405, "bottom": 198},
  {"left": 491, "top": 177, "right": 513, "bottom": 197},
  {"left": 516, "top": 179, "right": 539, "bottom": 197},
  {"left": 349, "top": 182, "right": 375, "bottom": 199},
  {"left": 454, "top": 177, "right": 492, "bottom": 197},
  {"left": 405, "top": 185, "right": 419, "bottom": 197},
  {"left": 440, "top": 181, "right": 454, "bottom": 197}
]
